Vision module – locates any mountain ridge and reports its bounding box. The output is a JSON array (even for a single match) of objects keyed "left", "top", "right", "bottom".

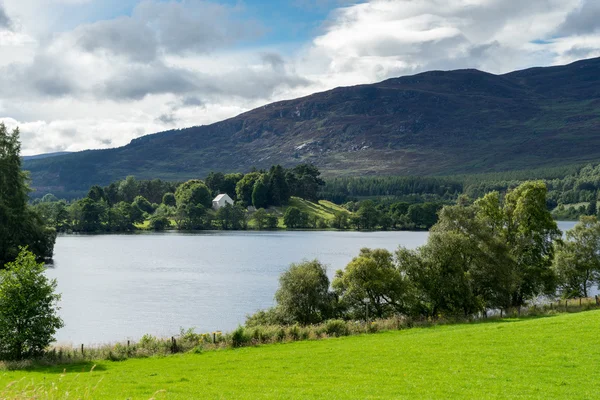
[{"left": 24, "top": 57, "right": 600, "bottom": 195}]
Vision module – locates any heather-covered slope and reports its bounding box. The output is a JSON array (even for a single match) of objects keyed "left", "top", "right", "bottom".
[{"left": 25, "top": 57, "right": 600, "bottom": 193}]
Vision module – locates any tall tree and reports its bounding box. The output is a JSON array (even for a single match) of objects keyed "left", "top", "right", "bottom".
[
  {"left": 252, "top": 176, "right": 269, "bottom": 209},
  {"left": 333, "top": 248, "right": 408, "bottom": 319},
  {"left": 476, "top": 181, "right": 561, "bottom": 306},
  {"left": 290, "top": 164, "right": 324, "bottom": 201},
  {"left": 236, "top": 172, "right": 262, "bottom": 206},
  {"left": 554, "top": 216, "right": 600, "bottom": 298},
  {"left": 118, "top": 176, "right": 139, "bottom": 203},
  {"left": 267, "top": 165, "right": 290, "bottom": 206},
  {"left": 0, "top": 123, "right": 56, "bottom": 266},
  {"left": 275, "top": 260, "right": 333, "bottom": 325},
  {"left": 587, "top": 193, "right": 597, "bottom": 216},
  {"left": 205, "top": 172, "right": 225, "bottom": 196},
  {"left": 175, "top": 180, "right": 212, "bottom": 208}
]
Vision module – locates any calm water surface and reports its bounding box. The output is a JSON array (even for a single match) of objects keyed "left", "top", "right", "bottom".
[{"left": 47, "top": 221, "right": 577, "bottom": 344}]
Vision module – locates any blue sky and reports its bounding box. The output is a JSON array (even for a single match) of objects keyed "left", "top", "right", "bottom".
[{"left": 0, "top": 0, "right": 598, "bottom": 154}]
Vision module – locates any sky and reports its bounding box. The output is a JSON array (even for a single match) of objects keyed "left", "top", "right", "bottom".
[{"left": 0, "top": 0, "right": 599, "bottom": 155}]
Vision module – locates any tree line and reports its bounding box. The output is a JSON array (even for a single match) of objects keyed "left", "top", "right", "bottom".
[
  {"left": 248, "top": 181, "right": 600, "bottom": 327},
  {"left": 30, "top": 164, "right": 325, "bottom": 233},
  {"left": 319, "top": 163, "right": 600, "bottom": 221}
]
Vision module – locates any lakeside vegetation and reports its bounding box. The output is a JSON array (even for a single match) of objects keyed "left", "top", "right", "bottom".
[
  {"left": 30, "top": 168, "right": 444, "bottom": 233},
  {"left": 4, "top": 122, "right": 600, "bottom": 399},
  {"left": 25, "top": 161, "right": 600, "bottom": 238},
  {"left": 2, "top": 311, "right": 600, "bottom": 399}
]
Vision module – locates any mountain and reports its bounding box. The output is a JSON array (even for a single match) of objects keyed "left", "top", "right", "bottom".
[
  {"left": 24, "top": 57, "right": 600, "bottom": 195},
  {"left": 22, "top": 152, "right": 71, "bottom": 161}
]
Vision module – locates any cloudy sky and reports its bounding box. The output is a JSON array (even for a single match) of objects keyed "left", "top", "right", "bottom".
[{"left": 1, "top": 0, "right": 599, "bottom": 155}]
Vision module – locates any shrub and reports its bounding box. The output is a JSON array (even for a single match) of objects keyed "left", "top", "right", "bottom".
[
  {"left": 325, "top": 320, "right": 350, "bottom": 337},
  {"left": 287, "top": 325, "right": 301, "bottom": 341},
  {"left": 231, "top": 326, "right": 250, "bottom": 348},
  {"left": 149, "top": 216, "right": 170, "bottom": 231}
]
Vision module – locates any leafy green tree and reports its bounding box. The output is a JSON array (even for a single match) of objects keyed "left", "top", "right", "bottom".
[
  {"left": 379, "top": 212, "right": 393, "bottom": 230},
  {"left": 236, "top": 172, "right": 262, "bottom": 206},
  {"left": 252, "top": 208, "right": 269, "bottom": 230},
  {"left": 252, "top": 176, "right": 269, "bottom": 209},
  {"left": 554, "top": 216, "right": 600, "bottom": 298},
  {"left": 275, "top": 260, "right": 333, "bottom": 325},
  {"left": 205, "top": 171, "right": 226, "bottom": 196},
  {"left": 402, "top": 205, "right": 516, "bottom": 317},
  {"left": 118, "top": 176, "right": 139, "bottom": 203},
  {"left": 69, "top": 197, "right": 107, "bottom": 232},
  {"left": 283, "top": 207, "right": 308, "bottom": 229},
  {"left": 216, "top": 204, "right": 246, "bottom": 230},
  {"left": 129, "top": 203, "right": 145, "bottom": 225},
  {"left": 162, "top": 192, "right": 176, "bottom": 207},
  {"left": 0, "top": 123, "right": 56, "bottom": 266},
  {"left": 87, "top": 185, "right": 106, "bottom": 203},
  {"left": 587, "top": 194, "right": 597, "bottom": 216},
  {"left": 149, "top": 215, "right": 170, "bottom": 231},
  {"left": 354, "top": 200, "right": 380, "bottom": 230},
  {"left": 407, "top": 202, "right": 441, "bottom": 228},
  {"left": 177, "top": 204, "right": 207, "bottom": 230},
  {"left": 266, "top": 214, "right": 279, "bottom": 229},
  {"left": 331, "top": 210, "right": 350, "bottom": 230},
  {"left": 133, "top": 195, "right": 154, "bottom": 214},
  {"left": 476, "top": 181, "right": 561, "bottom": 306},
  {"left": 175, "top": 180, "right": 212, "bottom": 208},
  {"left": 222, "top": 173, "right": 244, "bottom": 200},
  {"left": 33, "top": 200, "right": 70, "bottom": 232},
  {"left": 0, "top": 248, "right": 63, "bottom": 360},
  {"left": 333, "top": 248, "right": 407, "bottom": 319},
  {"left": 108, "top": 202, "right": 135, "bottom": 231}
]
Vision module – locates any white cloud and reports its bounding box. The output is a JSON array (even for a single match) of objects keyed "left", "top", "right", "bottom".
[{"left": 1, "top": 0, "right": 600, "bottom": 155}]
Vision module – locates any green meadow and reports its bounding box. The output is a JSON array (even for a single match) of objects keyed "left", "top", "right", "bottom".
[{"left": 1, "top": 310, "right": 598, "bottom": 399}]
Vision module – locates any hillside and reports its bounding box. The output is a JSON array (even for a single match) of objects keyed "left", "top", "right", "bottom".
[
  {"left": 21, "top": 151, "right": 71, "bottom": 161},
  {"left": 2, "top": 311, "right": 599, "bottom": 399},
  {"left": 24, "top": 57, "right": 600, "bottom": 194}
]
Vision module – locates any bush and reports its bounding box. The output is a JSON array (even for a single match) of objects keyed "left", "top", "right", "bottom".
[
  {"left": 325, "top": 320, "right": 350, "bottom": 337},
  {"left": 149, "top": 216, "right": 170, "bottom": 231},
  {"left": 246, "top": 307, "right": 288, "bottom": 327},
  {"left": 231, "top": 326, "right": 251, "bottom": 348},
  {"left": 287, "top": 325, "right": 302, "bottom": 341}
]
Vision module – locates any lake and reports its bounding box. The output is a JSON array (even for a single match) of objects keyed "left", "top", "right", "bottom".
[{"left": 47, "top": 221, "right": 578, "bottom": 345}]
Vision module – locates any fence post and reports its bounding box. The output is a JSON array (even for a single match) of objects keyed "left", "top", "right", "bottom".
[
  {"left": 565, "top": 300, "right": 568, "bottom": 312},
  {"left": 213, "top": 332, "right": 216, "bottom": 343},
  {"left": 550, "top": 302, "right": 553, "bottom": 310},
  {"left": 81, "top": 344, "right": 84, "bottom": 355},
  {"left": 500, "top": 309, "right": 503, "bottom": 318}
]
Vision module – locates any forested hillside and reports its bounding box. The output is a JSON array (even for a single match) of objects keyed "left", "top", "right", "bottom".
[{"left": 24, "top": 57, "right": 600, "bottom": 196}]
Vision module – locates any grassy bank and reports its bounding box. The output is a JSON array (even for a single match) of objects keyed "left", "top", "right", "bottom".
[{"left": 2, "top": 310, "right": 599, "bottom": 399}]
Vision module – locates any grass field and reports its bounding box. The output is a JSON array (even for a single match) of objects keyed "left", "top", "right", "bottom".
[{"left": 1, "top": 311, "right": 599, "bottom": 399}]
